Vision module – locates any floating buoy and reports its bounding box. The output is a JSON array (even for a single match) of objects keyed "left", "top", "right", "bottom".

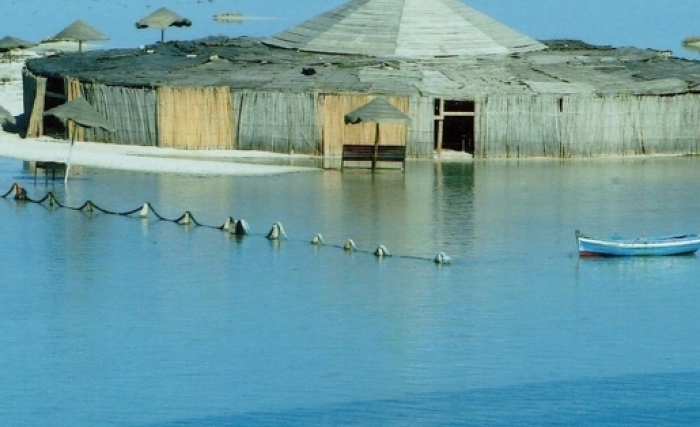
[
  {"left": 179, "top": 211, "right": 192, "bottom": 225},
  {"left": 434, "top": 252, "right": 451, "bottom": 265},
  {"left": 0, "top": 182, "right": 451, "bottom": 265},
  {"left": 233, "top": 219, "right": 250, "bottom": 235},
  {"left": 374, "top": 245, "right": 390, "bottom": 258},
  {"left": 344, "top": 239, "right": 357, "bottom": 252},
  {"left": 222, "top": 216, "right": 235, "bottom": 231},
  {"left": 267, "top": 222, "right": 287, "bottom": 240},
  {"left": 139, "top": 203, "right": 150, "bottom": 218},
  {"left": 13, "top": 183, "right": 26, "bottom": 201}
]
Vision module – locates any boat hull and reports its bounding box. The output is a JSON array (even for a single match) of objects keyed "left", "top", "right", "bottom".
[{"left": 576, "top": 232, "right": 700, "bottom": 257}]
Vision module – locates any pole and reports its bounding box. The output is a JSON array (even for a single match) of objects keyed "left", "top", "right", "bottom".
[
  {"left": 64, "top": 121, "right": 76, "bottom": 185},
  {"left": 372, "top": 122, "right": 379, "bottom": 171}
]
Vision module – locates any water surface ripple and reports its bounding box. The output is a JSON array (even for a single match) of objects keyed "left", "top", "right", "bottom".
[{"left": 2, "top": 157, "right": 700, "bottom": 426}]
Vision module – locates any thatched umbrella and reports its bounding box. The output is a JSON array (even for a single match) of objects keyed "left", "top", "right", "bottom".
[
  {"left": 136, "top": 7, "right": 192, "bottom": 43},
  {"left": 344, "top": 97, "right": 411, "bottom": 170},
  {"left": 0, "top": 36, "right": 35, "bottom": 63},
  {"left": 50, "top": 19, "right": 108, "bottom": 52},
  {"left": 43, "top": 97, "right": 114, "bottom": 184},
  {"left": 682, "top": 36, "right": 700, "bottom": 53}
]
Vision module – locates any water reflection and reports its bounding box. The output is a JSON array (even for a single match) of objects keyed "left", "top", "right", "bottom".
[{"left": 3, "top": 156, "right": 700, "bottom": 426}]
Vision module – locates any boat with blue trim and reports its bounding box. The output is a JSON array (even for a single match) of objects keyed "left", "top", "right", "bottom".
[{"left": 575, "top": 230, "right": 700, "bottom": 257}]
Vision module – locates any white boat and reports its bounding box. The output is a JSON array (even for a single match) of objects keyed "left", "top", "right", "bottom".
[{"left": 575, "top": 230, "right": 700, "bottom": 257}]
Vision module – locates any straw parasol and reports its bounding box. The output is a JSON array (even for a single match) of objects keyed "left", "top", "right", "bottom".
[
  {"left": 0, "top": 36, "right": 35, "bottom": 63},
  {"left": 49, "top": 19, "right": 108, "bottom": 52},
  {"left": 344, "top": 97, "right": 411, "bottom": 170},
  {"left": 43, "top": 97, "right": 114, "bottom": 184},
  {"left": 682, "top": 36, "right": 700, "bottom": 53},
  {"left": 136, "top": 7, "right": 192, "bottom": 43}
]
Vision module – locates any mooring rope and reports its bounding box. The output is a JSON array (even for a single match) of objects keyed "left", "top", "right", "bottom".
[{"left": 2, "top": 183, "right": 451, "bottom": 264}]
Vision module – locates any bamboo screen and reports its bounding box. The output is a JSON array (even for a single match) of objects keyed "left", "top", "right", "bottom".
[
  {"left": 407, "top": 96, "right": 435, "bottom": 158},
  {"left": 22, "top": 71, "right": 46, "bottom": 138},
  {"left": 477, "top": 93, "right": 700, "bottom": 158},
  {"left": 478, "top": 94, "right": 561, "bottom": 158},
  {"left": 65, "top": 78, "right": 84, "bottom": 142},
  {"left": 235, "top": 91, "right": 319, "bottom": 154},
  {"left": 157, "top": 86, "right": 233, "bottom": 150},
  {"left": 81, "top": 83, "right": 158, "bottom": 146},
  {"left": 322, "top": 95, "right": 409, "bottom": 157},
  {"left": 561, "top": 94, "right": 700, "bottom": 157}
]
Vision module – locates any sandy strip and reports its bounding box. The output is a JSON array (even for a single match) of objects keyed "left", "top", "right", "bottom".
[{"left": 0, "top": 59, "right": 320, "bottom": 176}]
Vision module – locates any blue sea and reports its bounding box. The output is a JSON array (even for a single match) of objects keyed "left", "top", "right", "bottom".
[{"left": 1, "top": 156, "right": 700, "bottom": 426}]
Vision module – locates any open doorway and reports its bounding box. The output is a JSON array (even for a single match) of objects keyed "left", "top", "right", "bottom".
[
  {"left": 442, "top": 116, "right": 474, "bottom": 152},
  {"left": 434, "top": 99, "right": 475, "bottom": 155},
  {"left": 43, "top": 77, "right": 67, "bottom": 138}
]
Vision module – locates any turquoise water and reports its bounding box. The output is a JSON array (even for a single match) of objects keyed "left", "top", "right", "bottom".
[{"left": 2, "top": 157, "right": 700, "bottom": 426}]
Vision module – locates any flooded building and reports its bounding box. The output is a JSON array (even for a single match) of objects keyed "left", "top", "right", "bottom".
[{"left": 22, "top": 0, "right": 700, "bottom": 159}]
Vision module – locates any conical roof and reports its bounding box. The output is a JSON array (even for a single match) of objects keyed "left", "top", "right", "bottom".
[
  {"left": 265, "top": 0, "right": 545, "bottom": 58},
  {"left": 136, "top": 7, "right": 192, "bottom": 30},
  {"left": 52, "top": 19, "right": 108, "bottom": 42},
  {"left": 345, "top": 98, "right": 411, "bottom": 124},
  {"left": 0, "top": 36, "right": 35, "bottom": 51},
  {"left": 682, "top": 36, "right": 700, "bottom": 53}
]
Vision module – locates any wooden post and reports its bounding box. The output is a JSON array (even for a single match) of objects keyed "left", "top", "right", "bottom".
[
  {"left": 436, "top": 99, "right": 444, "bottom": 156},
  {"left": 372, "top": 122, "right": 379, "bottom": 171}
]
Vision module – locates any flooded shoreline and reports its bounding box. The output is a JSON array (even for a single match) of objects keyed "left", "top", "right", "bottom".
[{"left": 2, "top": 155, "right": 700, "bottom": 426}]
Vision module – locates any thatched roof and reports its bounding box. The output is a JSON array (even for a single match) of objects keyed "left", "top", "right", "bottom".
[
  {"left": 25, "top": 37, "right": 700, "bottom": 98},
  {"left": 0, "top": 36, "right": 34, "bottom": 51},
  {"left": 43, "top": 97, "right": 114, "bottom": 132},
  {"left": 682, "top": 36, "right": 700, "bottom": 53},
  {"left": 264, "top": 0, "right": 545, "bottom": 58},
  {"left": 345, "top": 98, "right": 411, "bottom": 124},
  {"left": 136, "top": 7, "right": 192, "bottom": 30},
  {"left": 51, "top": 20, "right": 108, "bottom": 42}
]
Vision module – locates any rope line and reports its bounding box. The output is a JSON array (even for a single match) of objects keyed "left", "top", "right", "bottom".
[{"left": 2, "top": 183, "right": 451, "bottom": 265}]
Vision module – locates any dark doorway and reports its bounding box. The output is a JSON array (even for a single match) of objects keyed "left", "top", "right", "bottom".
[
  {"left": 43, "top": 77, "right": 67, "bottom": 138},
  {"left": 439, "top": 116, "right": 474, "bottom": 153},
  {"left": 43, "top": 99, "right": 66, "bottom": 138}
]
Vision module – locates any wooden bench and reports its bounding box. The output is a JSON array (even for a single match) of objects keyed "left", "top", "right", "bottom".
[
  {"left": 34, "top": 161, "right": 66, "bottom": 184},
  {"left": 341, "top": 144, "right": 406, "bottom": 170}
]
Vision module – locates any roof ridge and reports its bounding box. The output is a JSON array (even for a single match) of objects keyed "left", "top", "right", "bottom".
[{"left": 264, "top": 0, "right": 545, "bottom": 58}]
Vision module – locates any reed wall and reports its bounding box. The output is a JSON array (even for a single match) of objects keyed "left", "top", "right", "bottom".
[
  {"left": 478, "top": 94, "right": 561, "bottom": 158},
  {"left": 157, "top": 86, "right": 234, "bottom": 150},
  {"left": 22, "top": 70, "right": 45, "bottom": 138},
  {"left": 66, "top": 78, "right": 84, "bottom": 142},
  {"left": 234, "top": 91, "right": 319, "bottom": 154},
  {"left": 81, "top": 83, "right": 158, "bottom": 146},
  {"left": 21, "top": 67, "right": 700, "bottom": 159},
  {"left": 406, "top": 96, "right": 435, "bottom": 157},
  {"left": 477, "top": 93, "right": 700, "bottom": 158}
]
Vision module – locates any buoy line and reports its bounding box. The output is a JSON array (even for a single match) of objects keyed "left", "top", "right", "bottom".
[{"left": 2, "top": 183, "right": 451, "bottom": 265}]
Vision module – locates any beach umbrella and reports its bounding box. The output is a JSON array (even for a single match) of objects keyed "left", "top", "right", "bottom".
[
  {"left": 682, "top": 36, "right": 700, "bottom": 53},
  {"left": 43, "top": 97, "right": 114, "bottom": 184},
  {"left": 344, "top": 97, "right": 411, "bottom": 170},
  {"left": 136, "top": 7, "right": 192, "bottom": 43},
  {"left": 0, "top": 36, "right": 35, "bottom": 63},
  {"left": 49, "top": 19, "right": 108, "bottom": 52}
]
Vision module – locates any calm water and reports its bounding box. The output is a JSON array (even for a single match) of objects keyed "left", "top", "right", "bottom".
[{"left": 2, "top": 156, "right": 700, "bottom": 426}]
